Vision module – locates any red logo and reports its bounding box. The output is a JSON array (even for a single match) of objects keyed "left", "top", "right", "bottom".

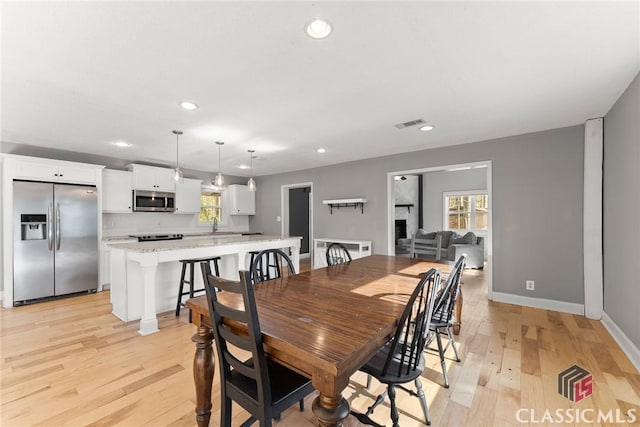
[{"left": 558, "top": 365, "right": 593, "bottom": 402}]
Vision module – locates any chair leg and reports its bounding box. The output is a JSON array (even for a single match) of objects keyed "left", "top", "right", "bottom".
[
  {"left": 299, "top": 398, "right": 304, "bottom": 411},
  {"left": 175, "top": 262, "right": 187, "bottom": 316},
  {"left": 447, "top": 325, "right": 461, "bottom": 362},
  {"left": 188, "top": 261, "right": 195, "bottom": 323},
  {"left": 213, "top": 257, "right": 220, "bottom": 277},
  {"left": 388, "top": 385, "right": 400, "bottom": 427},
  {"left": 366, "top": 388, "right": 387, "bottom": 417},
  {"left": 221, "top": 395, "right": 232, "bottom": 427},
  {"left": 366, "top": 374, "right": 372, "bottom": 389},
  {"left": 414, "top": 378, "right": 431, "bottom": 425},
  {"left": 435, "top": 328, "right": 450, "bottom": 388}
]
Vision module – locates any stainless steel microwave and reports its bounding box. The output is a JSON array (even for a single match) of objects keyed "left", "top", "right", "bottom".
[{"left": 132, "top": 190, "right": 176, "bottom": 212}]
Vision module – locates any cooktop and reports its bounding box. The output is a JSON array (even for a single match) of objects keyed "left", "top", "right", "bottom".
[{"left": 129, "top": 233, "right": 184, "bottom": 242}]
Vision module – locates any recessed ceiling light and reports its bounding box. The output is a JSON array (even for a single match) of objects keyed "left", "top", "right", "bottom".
[
  {"left": 111, "top": 141, "right": 131, "bottom": 148},
  {"left": 316, "top": 148, "right": 326, "bottom": 153},
  {"left": 419, "top": 125, "right": 434, "bottom": 132},
  {"left": 179, "top": 101, "right": 199, "bottom": 111},
  {"left": 238, "top": 165, "right": 249, "bottom": 170},
  {"left": 305, "top": 19, "right": 332, "bottom": 39}
]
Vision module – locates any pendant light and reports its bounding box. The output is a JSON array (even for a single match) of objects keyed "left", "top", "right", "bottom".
[
  {"left": 213, "top": 141, "right": 226, "bottom": 188},
  {"left": 247, "top": 149, "right": 256, "bottom": 192},
  {"left": 172, "top": 130, "right": 184, "bottom": 183}
]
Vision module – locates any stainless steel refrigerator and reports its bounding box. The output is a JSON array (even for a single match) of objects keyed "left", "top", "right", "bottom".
[{"left": 13, "top": 180, "right": 98, "bottom": 305}]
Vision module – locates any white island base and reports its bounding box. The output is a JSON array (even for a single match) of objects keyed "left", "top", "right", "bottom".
[{"left": 108, "top": 235, "right": 301, "bottom": 335}]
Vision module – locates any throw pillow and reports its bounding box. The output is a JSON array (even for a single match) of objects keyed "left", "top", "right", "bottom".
[
  {"left": 417, "top": 231, "right": 437, "bottom": 240},
  {"left": 438, "top": 230, "right": 456, "bottom": 248},
  {"left": 450, "top": 232, "right": 477, "bottom": 245}
]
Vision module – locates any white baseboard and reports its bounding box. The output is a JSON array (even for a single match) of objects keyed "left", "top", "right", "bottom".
[
  {"left": 491, "top": 292, "right": 584, "bottom": 315},
  {"left": 601, "top": 311, "right": 640, "bottom": 373}
]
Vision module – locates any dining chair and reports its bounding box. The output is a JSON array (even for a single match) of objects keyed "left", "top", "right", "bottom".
[
  {"left": 201, "top": 265, "right": 315, "bottom": 427},
  {"left": 353, "top": 268, "right": 441, "bottom": 427},
  {"left": 250, "top": 248, "right": 296, "bottom": 284},
  {"left": 425, "top": 254, "right": 466, "bottom": 388},
  {"left": 325, "top": 242, "right": 352, "bottom": 266}
]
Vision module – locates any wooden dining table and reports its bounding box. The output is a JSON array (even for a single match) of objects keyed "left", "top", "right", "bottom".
[{"left": 185, "top": 255, "right": 452, "bottom": 427}]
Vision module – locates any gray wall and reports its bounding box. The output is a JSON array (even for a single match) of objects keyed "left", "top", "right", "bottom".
[
  {"left": 603, "top": 73, "right": 640, "bottom": 349},
  {"left": 423, "top": 168, "right": 487, "bottom": 232},
  {"left": 251, "top": 125, "right": 585, "bottom": 304}
]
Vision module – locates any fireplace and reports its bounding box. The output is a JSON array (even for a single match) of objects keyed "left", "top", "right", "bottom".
[{"left": 395, "top": 219, "right": 407, "bottom": 244}]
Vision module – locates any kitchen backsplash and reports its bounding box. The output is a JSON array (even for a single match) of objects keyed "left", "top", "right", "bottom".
[{"left": 102, "top": 212, "right": 249, "bottom": 237}]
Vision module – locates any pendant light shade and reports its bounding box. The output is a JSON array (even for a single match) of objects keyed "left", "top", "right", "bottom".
[
  {"left": 213, "top": 141, "right": 226, "bottom": 188},
  {"left": 247, "top": 149, "right": 256, "bottom": 192},
  {"left": 172, "top": 130, "right": 184, "bottom": 183}
]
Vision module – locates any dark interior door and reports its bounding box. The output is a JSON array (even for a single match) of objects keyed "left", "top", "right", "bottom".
[{"left": 289, "top": 187, "right": 310, "bottom": 254}]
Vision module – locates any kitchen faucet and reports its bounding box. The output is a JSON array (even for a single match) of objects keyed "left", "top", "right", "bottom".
[{"left": 212, "top": 217, "right": 218, "bottom": 233}]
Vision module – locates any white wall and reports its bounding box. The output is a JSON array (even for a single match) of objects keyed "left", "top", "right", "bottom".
[{"left": 394, "top": 176, "right": 419, "bottom": 239}]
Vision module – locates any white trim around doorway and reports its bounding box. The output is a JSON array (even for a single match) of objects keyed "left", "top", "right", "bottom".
[{"left": 386, "top": 160, "right": 493, "bottom": 300}]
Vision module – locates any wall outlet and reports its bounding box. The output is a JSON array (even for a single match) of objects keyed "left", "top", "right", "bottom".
[
  {"left": 276, "top": 215, "right": 281, "bottom": 222},
  {"left": 526, "top": 280, "right": 535, "bottom": 291}
]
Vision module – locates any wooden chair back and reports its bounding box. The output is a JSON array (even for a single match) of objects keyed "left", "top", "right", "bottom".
[
  {"left": 326, "top": 242, "right": 352, "bottom": 266},
  {"left": 250, "top": 248, "right": 296, "bottom": 284}
]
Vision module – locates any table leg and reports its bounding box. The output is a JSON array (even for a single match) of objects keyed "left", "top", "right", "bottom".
[
  {"left": 192, "top": 325, "right": 215, "bottom": 427},
  {"left": 453, "top": 288, "right": 463, "bottom": 335},
  {"left": 312, "top": 393, "right": 350, "bottom": 427}
]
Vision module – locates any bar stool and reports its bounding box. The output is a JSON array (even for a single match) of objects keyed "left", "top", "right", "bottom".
[{"left": 176, "top": 256, "right": 221, "bottom": 322}]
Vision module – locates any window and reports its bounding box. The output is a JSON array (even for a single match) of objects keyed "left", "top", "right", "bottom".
[
  {"left": 444, "top": 192, "right": 488, "bottom": 231},
  {"left": 199, "top": 190, "right": 222, "bottom": 223}
]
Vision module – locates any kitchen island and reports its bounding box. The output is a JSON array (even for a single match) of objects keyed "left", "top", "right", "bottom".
[{"left": 108, "top": 235, "right": 301, "bottom": 335}]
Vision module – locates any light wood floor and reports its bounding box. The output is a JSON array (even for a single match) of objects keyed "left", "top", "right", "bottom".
[{"left": 2, "top": 262, "right": 639, "bottom": 426}]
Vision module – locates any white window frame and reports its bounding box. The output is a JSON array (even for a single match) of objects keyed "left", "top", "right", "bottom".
[
  {"left": 199, "top": 186, "right": 224, "bottom": 225},
  {"left": 442, "top": 190, "right": 488, "bottom": 232}
]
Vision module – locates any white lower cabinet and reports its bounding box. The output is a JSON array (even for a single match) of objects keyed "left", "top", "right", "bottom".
[
  {"left": 313, "top": 238, "right": 372, "bottom": 269},
  {"left": 100, "top": 239, "right": 135, "bottom": 287}
]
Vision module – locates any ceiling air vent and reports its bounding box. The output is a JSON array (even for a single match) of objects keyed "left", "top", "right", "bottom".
[{"left": 394, "top": 118, "right": 425, "bottom": 129}]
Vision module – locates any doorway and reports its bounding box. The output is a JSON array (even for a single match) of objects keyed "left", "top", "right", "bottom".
[
  {"left": 387, "top": 161, "right": 493, "bottom": 299},
  {"left": 281, "top": 182, "right": 313, "bottom": 259}
]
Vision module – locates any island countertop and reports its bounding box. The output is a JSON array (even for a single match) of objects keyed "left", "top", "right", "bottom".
[
  {"left": 108, "top": 234, "right": 300, "bottom": 253},
  {"left": 108, "top": 234, "right": 302, "bottom": 335}
]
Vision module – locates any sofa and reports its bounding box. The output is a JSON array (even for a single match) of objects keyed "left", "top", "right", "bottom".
[{"left": 399, "top": 230, "right": 485, "bottom": 269}]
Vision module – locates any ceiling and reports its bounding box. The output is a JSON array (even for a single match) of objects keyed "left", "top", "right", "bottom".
[{"left": 2, "top": 1, "right": 639, "bottom": 177}]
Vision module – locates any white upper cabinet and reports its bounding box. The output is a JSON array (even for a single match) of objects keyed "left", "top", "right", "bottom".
[
  {"left": 127, "top": 164, "right": 175, "bottom": 192},
  {"left": 9, "top": 156, "right": 99, "bottom": 184},
  {"left": 102, "top": 169, "right": 133, "bottom": 213},
  {"left": 175, "top": 178, "right": 202, "bottom": 214},
  {"left": 227, "top": 184, "right": 255, "bottom": 215}
]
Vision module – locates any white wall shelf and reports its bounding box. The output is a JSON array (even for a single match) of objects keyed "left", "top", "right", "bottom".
[{"left": 322, "top": 198, "right": 367, "bottom": 214}]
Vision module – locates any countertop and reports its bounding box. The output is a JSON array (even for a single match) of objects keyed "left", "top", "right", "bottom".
[
  {"left": 107, "top": 234, "right": 301, "bottom": 253},
  {"left": 102, "top": 231, "right": 243, "bottom": 242}
]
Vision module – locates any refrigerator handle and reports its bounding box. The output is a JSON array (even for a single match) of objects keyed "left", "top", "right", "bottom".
[
  {"left": 47, "top": 203, "right": 54, "bottom": 251},
  {"left": 55, "top": 203, "right": 61, "bottom": 250}
]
